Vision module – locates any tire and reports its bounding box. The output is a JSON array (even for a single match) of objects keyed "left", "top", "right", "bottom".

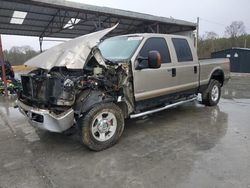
[
  {"left": 78, "top": 103, "right": 124, "bottom": 151},
  {"left": 202, "top": 79, "right": 221, "bottom": 106}
]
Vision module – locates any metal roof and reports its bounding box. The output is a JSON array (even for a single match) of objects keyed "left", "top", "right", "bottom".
[
  {"left": 0, "top": 0, "right": 197, "bottom": 39},
  {"left": 212, "top": 47, "right": 250, "bottom": 54},
  {"left": 231, "top": 47, "right": 250, "bottom": 51}
]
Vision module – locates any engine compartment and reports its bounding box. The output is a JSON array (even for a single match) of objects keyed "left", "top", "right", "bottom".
[
  {"left": 19, "top": 57, "right": 131, "bottom": 115},
  {"left": 20, "top": 68, "right": 77, "bottom": 107}
]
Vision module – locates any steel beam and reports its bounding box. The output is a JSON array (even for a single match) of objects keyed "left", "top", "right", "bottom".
[{"left": 0, "top": 35, "right": 8, "bottom": 96}]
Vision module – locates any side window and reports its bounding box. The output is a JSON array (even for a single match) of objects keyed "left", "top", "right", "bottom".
[
  {"left": 139, "top": 38, "right": 171, "bottom": 63},
  {"left": 172, "top": 38, "right": 193, "bottom": 62}
]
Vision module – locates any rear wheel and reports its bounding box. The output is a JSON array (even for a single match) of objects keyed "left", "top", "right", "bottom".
[
  {"left": 202, "top": 79, "right": 221, "bottom": 106},
  {"left": 78, "top": 103, "right": 124, "bottom": 151}
]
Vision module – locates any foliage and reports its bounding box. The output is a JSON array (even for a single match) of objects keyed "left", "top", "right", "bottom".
[
  {"left": 198, "top": 34, "right": 250, "bottom": 59},
  {"left": 3, "top": 46, "right": 39, "bottom": 66},
  {"left": 198, "top": 21, "right": 249, "bottom": 59}
]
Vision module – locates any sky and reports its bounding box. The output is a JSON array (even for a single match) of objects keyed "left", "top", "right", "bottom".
[{"left": 2, "top": 0, "right": 250, "bottom": 51}]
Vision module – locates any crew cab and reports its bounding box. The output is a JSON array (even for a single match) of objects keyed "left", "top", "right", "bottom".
[{"left": 17, "top": 25, "right": 230, "bottom": 151}]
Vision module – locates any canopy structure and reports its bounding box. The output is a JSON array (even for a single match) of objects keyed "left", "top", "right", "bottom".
[
  {"left": 0, "top": 0, "right": 197, "bottom": 95},
  {"left": 0, "top": 0, "right": 196, "bottom": 39}
]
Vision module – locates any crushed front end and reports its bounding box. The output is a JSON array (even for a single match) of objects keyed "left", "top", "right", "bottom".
[
  {"left": 17, "top": 56, "right": 133, "bottom": 133},
  {"left": 17, "top": 25, "right": 137, "bottom": 133},
  {"left": 18, "top": 69, "right": 77, "bottom": 132}
]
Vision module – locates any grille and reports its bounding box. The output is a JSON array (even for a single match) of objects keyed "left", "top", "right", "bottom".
[
  {"left": 21, "top": 75, "right": 49, "bottom": 102},
  {"left": 20, "top": 74, "right": 74, "bottom": 106}
]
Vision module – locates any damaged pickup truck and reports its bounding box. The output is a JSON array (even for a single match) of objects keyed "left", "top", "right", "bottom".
[{"left": 17, "top": 24, "right": 230, "bottom": 151}]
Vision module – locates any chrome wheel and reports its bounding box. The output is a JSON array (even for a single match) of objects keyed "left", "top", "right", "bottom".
[
  {"left": 211, "top": 85, "right": 219, "bottom": 102},
  {"left": 91, "top": 111, "right": 117, "bottom": 142}
]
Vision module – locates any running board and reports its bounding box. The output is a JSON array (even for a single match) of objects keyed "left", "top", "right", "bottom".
[{"left": 130, "top": 97, "right": 197, "bottom": 119}]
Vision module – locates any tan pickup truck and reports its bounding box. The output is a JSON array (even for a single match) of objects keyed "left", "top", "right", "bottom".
[{"left": 17, "top": 25, "right": 230, "bottom": 151}]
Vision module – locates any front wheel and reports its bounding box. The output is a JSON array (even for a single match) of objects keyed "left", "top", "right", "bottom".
[
  {"left": 202, "top": 79, "right": 221, "bottom": 106},
  {"left": 78, "top": 103, "right": 124, "bottom": 151}
]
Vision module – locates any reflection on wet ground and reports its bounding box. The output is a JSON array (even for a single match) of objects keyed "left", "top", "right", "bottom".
[
  {"left": 0, "top": 76, "right": 250, "bottom": 188},
  {"left": 222, "top": 75, "right": 250, "bottom": 99}
]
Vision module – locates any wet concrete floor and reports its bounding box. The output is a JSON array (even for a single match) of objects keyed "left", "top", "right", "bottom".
[{"left": 0, "top": 75, "right": 250, "bottom": 188}]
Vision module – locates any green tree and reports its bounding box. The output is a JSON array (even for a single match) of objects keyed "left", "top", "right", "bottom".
[{"left": 3, "top": 46, "right": 39, "bottom": 66}]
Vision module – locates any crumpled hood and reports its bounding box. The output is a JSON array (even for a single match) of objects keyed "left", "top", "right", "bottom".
[{"left": 25, "top": 24, "right": 118, "bottom": 70}]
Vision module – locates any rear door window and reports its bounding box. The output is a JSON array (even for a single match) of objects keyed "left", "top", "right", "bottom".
[
  {"left": 139, "top": 37, "right": 171, "bottom": 63},
  {"left": 172, "top": 38, "right": 193, "bottom": 62}
]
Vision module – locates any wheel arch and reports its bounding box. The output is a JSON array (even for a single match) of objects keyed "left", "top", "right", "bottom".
[
  {"left": 209, "top": 68, "right": 225, "bottom": 86},
  {"left": 116, "top": 101, "right": 129, "bottom": 118},
  {"left": 74, "top": 90, "right": 129, "bottom": 119},
  {"left": 74, "top": 90, "right": 114, "bottom": 116}
]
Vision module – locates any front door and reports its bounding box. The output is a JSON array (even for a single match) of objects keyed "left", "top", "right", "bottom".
[{"left": 133, "top": 37, "right": 178, "bottom": 101}]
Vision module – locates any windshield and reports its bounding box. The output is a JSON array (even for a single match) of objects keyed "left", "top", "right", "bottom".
[{"left": 99, "top": 36, "right": 143, "bottom": 61}]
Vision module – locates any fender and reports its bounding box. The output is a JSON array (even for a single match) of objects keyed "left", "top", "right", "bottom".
[
  {"left": 209, "top": 68, "right": 225, "bottom": 85},
  {"left": 74, "top": 89, "right": 114, "bottom": 115}
]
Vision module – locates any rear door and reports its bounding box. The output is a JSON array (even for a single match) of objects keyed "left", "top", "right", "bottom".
[
  {"left": 171, "top": 37, "right": 199, "bottom": 93},
  {"left": 133, "top": 37, "right": 178, "bottom": 101}
]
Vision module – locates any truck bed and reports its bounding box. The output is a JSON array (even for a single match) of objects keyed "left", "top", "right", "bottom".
[{"left": 199, "top": 58, "right": 230, "bottom": 87}]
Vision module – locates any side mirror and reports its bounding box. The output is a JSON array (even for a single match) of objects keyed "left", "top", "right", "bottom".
[
  {"left": 136, "top": 56, "right": 148, "bottom": 70},
  {"left": 148, "top": 51, "right": 162, "bottom": 69}
]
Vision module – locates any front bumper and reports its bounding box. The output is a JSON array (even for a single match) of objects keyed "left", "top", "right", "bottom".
[{"left": 17, "top": 100, "right": 74, "bottom": 133}]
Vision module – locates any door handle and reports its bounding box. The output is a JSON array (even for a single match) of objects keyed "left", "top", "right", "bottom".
[
  {"left": 167, "top": 68, "right": 176, "bottom": 77},
  {"left": 194, "top": 66, "right": 198, "bottom": 74},
  {"left": 172, "top": 68, "right": 176, "bottom": 77}
]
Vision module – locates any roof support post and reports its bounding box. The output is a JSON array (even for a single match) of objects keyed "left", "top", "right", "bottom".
[
  {"left": 156, "top": 23, "right": 160, "bottom": 33},
  {"left": 95, "top": 16, "right": 103, "bottom": 31},
  {"left": 0, "top": 34, "right": 8, "bottom": 96},
  {"left": 39, "top": 37, "right": 43, "bottom": 53},
  {"left": 98, "top": 17, "right": 102, "bottom": 30},
  {"left": 196, "top": 17, "right": 199, "bottom": 49}
]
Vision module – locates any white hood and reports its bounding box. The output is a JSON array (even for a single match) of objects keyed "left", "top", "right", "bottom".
[{"left": 25, "top": 24, "right": 118, "bottom": 70}]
